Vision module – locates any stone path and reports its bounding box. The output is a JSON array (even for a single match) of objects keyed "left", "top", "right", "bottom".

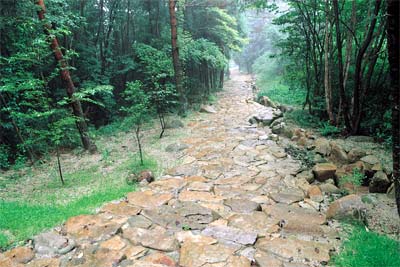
[{"left": 1, "top": 69, "right": 340, "bottom": 267}]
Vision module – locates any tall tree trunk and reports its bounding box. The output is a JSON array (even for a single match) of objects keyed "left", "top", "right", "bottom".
[
  {"left": 387, "top": 0, "right": 400, "bottom": 216},
  {"left": 352, "top": 0, "right": 381, "bottom": 134},
  {"left": 36, "top": 0, "right": 96, "bottom": 152},
  {"left": 343, "top": 0, "right": 356, "bottom": 92},
  {"left": 333, "top": 0, "right": 351, "bottom": 132},
  {"left": 324, "top": 0, "right": 334, "bottom": 123},
  {"left": 168, "top": 0, "right": 187, "bottom": 114}
]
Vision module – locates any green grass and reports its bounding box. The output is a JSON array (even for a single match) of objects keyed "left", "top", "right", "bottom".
[
  {"left": 0, "top": 186, "right": 133, "bottom": 250},
  {"left": 0, "top": 153, "right": 158, "bottom": 250},
  {"left": 333, "top": 224, "right": 400, "bottom": 267},
  {"left": 257, "top": 80, "right": 306, "bottom": 107}
]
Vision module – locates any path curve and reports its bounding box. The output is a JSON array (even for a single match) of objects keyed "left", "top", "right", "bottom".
[{"left": 1, "top": 69, "right": 340, "bottom": 267}]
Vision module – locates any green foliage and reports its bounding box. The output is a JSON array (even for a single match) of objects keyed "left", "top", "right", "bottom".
[
  {"left": 0, "top": 145, "right": 10, "bottom": 169},
  {"left": 285, "top": 110, "right": 320, "bottom": 129},
  {"left": 319, "top": 122, "right": 341, "bottom": 136},
  {"left": 285, "top": 144, "right": 315, "bottom": 169},
  {"left": 339, "top": 168, "right": 365, "bottom": 187},
  {"left": 332, "top": 224, "right": 400, "bottom": 267},
  {"left": 121, "top": 81, "right": 152, "bottom": 127}
]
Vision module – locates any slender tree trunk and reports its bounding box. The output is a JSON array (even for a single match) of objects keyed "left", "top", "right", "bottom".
[
  {"left": 333, "top": 0, "right": 351, "bottom": 132},
  {"left": 324, "top": 1, "right": 334, "bottom": 123},
  {"left": 343, "top": 0, "right": 356, "bottom": 92},
  {"left": 36, "top": 0, "right": 96, "bottom": 152},
  {"left": 352, "top": 0, "right": 381, "bottom": 134},
  {"left": 56, "top": 146, "right": 65, "bottom": 185},
  {"left": 135, "top": 125, "right": 143, "bottom": 165},
  {"left": 387, "top": 0, "right": 400, "bottom": 216},
  {"left": 168, "top": 0, "right": 187, "bottom": 114}
]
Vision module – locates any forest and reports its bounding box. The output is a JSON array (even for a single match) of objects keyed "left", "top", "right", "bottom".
[{"left": 0, "top": 0, "right": 399, "bottom": 266}]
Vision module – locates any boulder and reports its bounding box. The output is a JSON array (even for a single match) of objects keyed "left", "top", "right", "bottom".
[
  {"left": 271, "top": 122, "right": 285, "bottom": 135},
  {"left": 259, "top": 96, "right": 277, "bottom": 108},
  {"left": 314, "top": 138, "right": 331, "bottom": 156},
  {"left": 330, "top": 142, "right": 348, "bottom": 163},
  {"left": 360, "top": 155, "right": 380, "bottom": 170},
  {"left": 312, "top": 163, "right": 337, "bottom": 182},
  {"left": 250, "top": 109, "right": 282, "bottom": 126},
  {"left": 347, "top": 148, "right": 367, "bottom": 163},
  {"left": 296, "top": 170, "right": 314, "bottom": 183},
  {"left": 326, "top": 194, "right": 366, "bottom": 220},
  {"left": 369, "top": 171, "right": 391, "bottom": 193},
  {"left": 319, "top": 183, "right": 340, "bottom": 194},
  {"left": 200, "top": 105, "right": 217, "bottom": 114},
  {"left": 307, "top": 185, "right": 324, "bottom": 203}
]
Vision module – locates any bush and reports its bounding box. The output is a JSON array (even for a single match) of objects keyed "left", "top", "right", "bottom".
[
  {"left": 319, "top": 121, "right": 341, "bottom": 136},
  {"left": 339, "top": 168, "right": 365, "bottom": 187}
]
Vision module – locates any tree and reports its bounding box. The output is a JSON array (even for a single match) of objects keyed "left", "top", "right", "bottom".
[
  {"left": 36, "top": 0, "right": 96, "bottom": 152},
  {"left": 168, "top": 0, "right": 187, "bottom": 114},
  {"left": 121, "top": 81, "right": 152, "bottom": 165},
  {"left": 386, "top": 0, "right": 400, "bottom": 216}
]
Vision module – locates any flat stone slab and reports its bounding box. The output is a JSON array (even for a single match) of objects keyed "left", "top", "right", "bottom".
[
  {"left": 127, "top": 191, "right": 173, "bottom": 209},
  {"left": 178, "top": 190, "right": 224, "bottom": 203},
  {"left": 201, "top": 225, "right": 257, "bottom": 246},
  {"left": 100, "top": 201, "right": 141, "bottom": 216},
  {"left": 269, "top": 189, "right": 304, "bottom": 204},
  {"left": 179, "top": 242, "right": 250, "bottom": 267},
  {"left": 141, "top": 201, "right": 220, "bottom": 230},
  {"left": 224, "top": 198, "right": 261, "bottom": 213},
  {"left": 262, "top": 203, "right": 326, "bottom": 226},
  {"left": 122, "top": 227, "right": 178, "bottom": 252},
  {"left": 255, "top": 237, "right": 331, "bottom": 263},
  {"left": 64, "top": 214, "right": 121, "bottom": 241},
  {"left": 227, "top": 212, "right": 277, "bottom": 234}
]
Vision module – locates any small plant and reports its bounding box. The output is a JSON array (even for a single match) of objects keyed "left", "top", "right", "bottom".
[
  {"left": 182, "top": 224, "right": 191, "bottom": 231},
  {"left": 319, "top": 121, "right": 341, "bottom": 136},
  {"left": 121, "top": 81, "right": 153, "bottom": 165},
  {"left": 285, "top": 144, "right": 315, "bottom": 169},
  {"left": 339, "top": 168, "right": 365, "bottom": 188},
  {"left": 101, "top": 149, "right": 111, "bottom": 162},
  {"left": 208, "top": 94, "right": 217, "bottom": 104}
]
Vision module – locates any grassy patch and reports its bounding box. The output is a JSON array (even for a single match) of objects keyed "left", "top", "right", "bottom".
[
  {"left": 0, "top": 153, "right": 158, "bottom": 250},
  {"left": 333, "top": 224, "right": 400, "bottom": 267},
  {"left": 125, "top": 153, "right": 159, "bottom": 175},
  {"left": 0, "top": 186, "right": 133, "bottom": 250},
  {"left": 257, "top": 80, "right": 306, "bottom": 107}
]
